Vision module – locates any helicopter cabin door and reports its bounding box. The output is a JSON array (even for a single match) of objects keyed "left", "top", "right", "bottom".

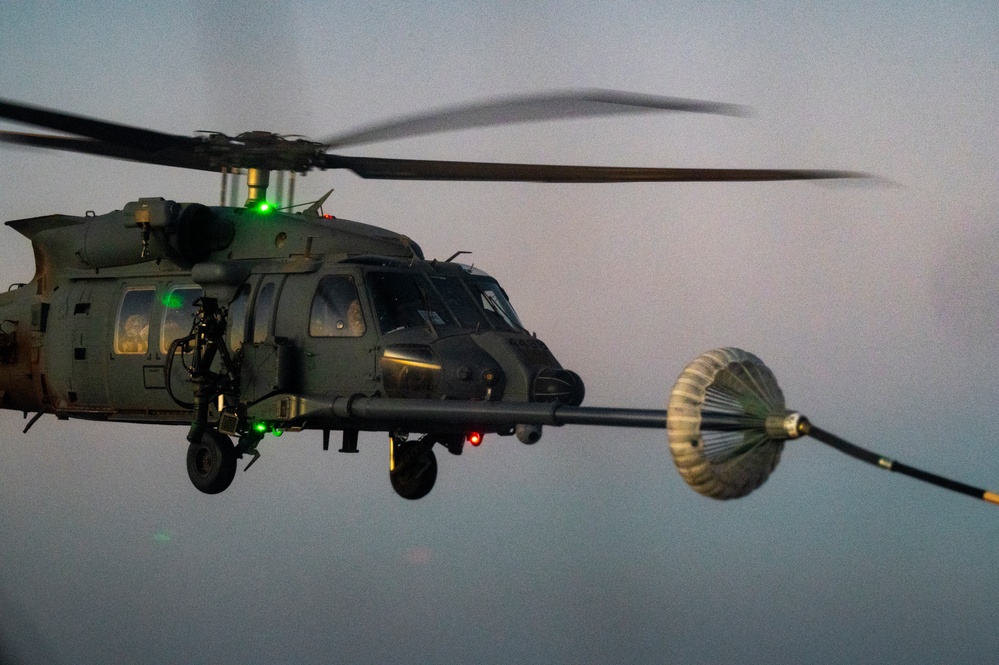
[
  {"left": 107, "top": 281, "right": 204, "bottom": 415},
  {"left": 239, "top": 274, "right": 295, "bottom": 404},
  {"left": 298, "top": 271, "right": 377, "bottom": 398},
  {"left": 64, "top": 280, "right": 113, "bottom": 409}
]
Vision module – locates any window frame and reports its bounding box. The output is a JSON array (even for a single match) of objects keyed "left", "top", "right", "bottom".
[
  {"left": 158, "top": 285, "right": 203, "bottom": 355},
  {"left": 309, "top": 274, "right": 367, "bottom": 338},
  {"left": 114, "top": 287, "right": 156, "bottom": 356}
]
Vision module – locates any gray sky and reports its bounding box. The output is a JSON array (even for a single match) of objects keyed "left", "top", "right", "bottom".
[{"left": 1, "top": 2, "right": 998, "bottom": 663}]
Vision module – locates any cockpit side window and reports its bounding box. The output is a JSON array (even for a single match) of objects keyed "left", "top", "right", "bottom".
[
  {"left": 310, "top": 275, "right": 366, "bottom": 337},
  {"left": 159, "top": 286, "right": 203, "bottom": 354},
  {"left": 115, "top": 288, "right": 155, "bottom": 355}
]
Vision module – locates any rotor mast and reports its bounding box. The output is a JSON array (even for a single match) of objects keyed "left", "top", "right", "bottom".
[
  {"left": 246, "top": 168, "right": 269, "bottom": 207},
  {"left": 220, "top": 168, "right": 296, "bottom": 209}
]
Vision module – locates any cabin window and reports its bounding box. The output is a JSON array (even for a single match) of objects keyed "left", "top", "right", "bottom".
[
  {"left": 159, "top": 286, "right": 203, "bottom": 354},
  {"left": 228, "top": 285, "right": 250, "bottom": 352},
  {"left": 310, "top": 275, "right": 366, "bottom": 337},
  {"left": 115, "top": 288, "right": 155, "bottom": 355},
  {"left": 368, "top": 272, "right": 455, "bottom": 335},
  {"left": 251, "top": 282, "right": 277, "bottom": 344}
]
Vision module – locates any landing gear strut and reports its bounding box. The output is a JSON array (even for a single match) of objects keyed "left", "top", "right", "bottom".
[
  {"left": 182, "top": 297, "right": 240, "bottom": 446},
  {"left": 166, "top": 296, "right": 246, "bottom": 494},
  {"left": 389, "top": 433, "right": 438, "bottom": 500}
]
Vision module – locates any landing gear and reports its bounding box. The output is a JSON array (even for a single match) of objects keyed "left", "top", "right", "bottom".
[
  {"left": 389, "top": 434, "right": 438, "bottom": 500},
  {"left": 168, "top": 296, "right": 247, "bottom": 495},
  {"left": 165, "top": 296, "right": 241, "bottom": 451},
  {"left": 187, "top": 429, "right": 237, "bottom": 494}
]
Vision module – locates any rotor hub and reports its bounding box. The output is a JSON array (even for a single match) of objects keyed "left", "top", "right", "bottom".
[{"left": 195, "top": 132, "right": 326, "bottom": 172}]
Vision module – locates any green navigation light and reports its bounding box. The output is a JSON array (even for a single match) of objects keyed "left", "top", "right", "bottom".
[{"left": 161, "top": 293, "right": 184, "bottom": 309}]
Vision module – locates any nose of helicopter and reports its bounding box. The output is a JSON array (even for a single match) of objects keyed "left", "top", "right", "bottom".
[{"left": 531, "top": 367, "right": 585, "bottom": 406}]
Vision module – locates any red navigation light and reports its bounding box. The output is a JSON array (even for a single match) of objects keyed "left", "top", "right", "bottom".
[{"left": 467, "top": 432, "right": 483, "bottom": 446}]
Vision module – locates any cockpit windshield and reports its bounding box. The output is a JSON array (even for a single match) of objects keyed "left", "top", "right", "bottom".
[
  {"left": 368, "top": 271, "right": 455, "bottom": 335},
  {"left": 465, "top": 276, "right": 524, "bottom": 331},
  {"left": 428, "top": 274, "right": 489, "bottom": 330},
  {"left": 358, "top": 261, "right": 527, "bottom": 336},
  {"left": 427, "top": 267, "right": 525, "bottom": 332}
]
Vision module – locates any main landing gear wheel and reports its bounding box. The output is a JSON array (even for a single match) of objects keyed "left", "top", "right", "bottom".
[
  {"left": 187, "top": 430, "right": 237, "bottom": 494},
  {"left": 390, "top": 435, "right": 438, "bottom": 500}
]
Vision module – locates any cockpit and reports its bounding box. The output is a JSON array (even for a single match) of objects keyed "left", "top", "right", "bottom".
[{"left": 332, "top": 258, "right": 526, "bottom": 338}]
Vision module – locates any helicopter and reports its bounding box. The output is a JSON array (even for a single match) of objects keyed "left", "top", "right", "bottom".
[{"left": 1, "top": 90, "right": 994, "bottom": 506}]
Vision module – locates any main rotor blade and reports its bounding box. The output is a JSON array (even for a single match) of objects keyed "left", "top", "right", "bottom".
[
  {"left": 322, "top": 154, "right": 868, "bottom": 183},
  {"left": 321, "top": 89, "right": 749, "bottom": 149},
  {"left": 0, "top": 131, "right": 214, "bottom": 171},
  {"left": 0, "top": 96, "right": 869, "bottom": 183},
  {"left": 2, "top": 130, "right": 869, "bottom": 184},
  {"left": 0, "top": 98, "right": 190, "bottom": 151}
]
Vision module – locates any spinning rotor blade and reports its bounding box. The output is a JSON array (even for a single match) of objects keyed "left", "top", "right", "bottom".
[
  {"left": 0, "top": 98, "right": 192, "bottom": 151},
  {"left": 321, "top": 89, "right": 749, "bottom": 149},
  {"left": 0, "top": 131, "right": 214, "bottom": 171},
  {"left": 322, "top": 154, "right": 866, "bottom": 183},
  {"left": 0, "top": 93, "right": 870, "bottom": 183}
]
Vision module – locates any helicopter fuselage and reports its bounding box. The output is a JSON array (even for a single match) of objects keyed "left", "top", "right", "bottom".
[{"left": 0, "top": 198, "right": 584, "bottom": 444}]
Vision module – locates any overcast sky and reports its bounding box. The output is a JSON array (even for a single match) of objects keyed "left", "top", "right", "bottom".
[{"left": 1, "top": 2, "right": 998, "bottom": 664}]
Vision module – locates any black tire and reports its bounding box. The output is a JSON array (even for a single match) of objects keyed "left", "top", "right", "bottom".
[
  {"left": 186, "top": 430, "right": 237, "bottom": 495},
  {"left": 390, "top": 446, "right": 438, "bottom": 500}
]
